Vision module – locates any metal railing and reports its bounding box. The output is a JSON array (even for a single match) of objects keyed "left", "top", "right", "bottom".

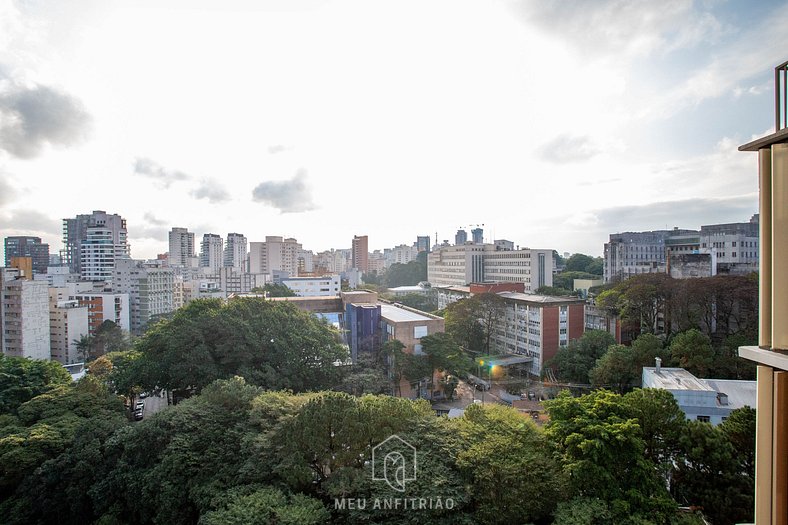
[{"left": 775, "top": 60, "right": 788, "bottom": 131}]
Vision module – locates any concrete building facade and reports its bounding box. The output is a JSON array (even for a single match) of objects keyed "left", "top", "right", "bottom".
[
  {"left": 224, "top": 232, "right": 247, "bottom": 271},
  {"left": 493, "top": 293, "right": 586, "bottom": 375},
  {"left": 112, "top": 259, "right": 174, "bottom": 335},
  {"left": 200, "top": 234, "right": 223, "bottom": 274},
  {"left": 1, "top": 269, "right": 50, "bottom": 360},
  {"left": 427, "top": 244, "right": 554, "bottom": 291},
  {"left": 282, "top": 275, "right": 341, "bottom": 297},
  {"left": 249, "top": 236, "right": 301, "bottom": 277},
  {"left": 48, "top": 296, "right": 89, "bottom": 364},
  {"left": 62, "top": 211, "right": 129, "bottom": 276},
  {"left": 352, "top": 235, "right": 369, "bottom": 273},
  {"left": 168, "top": 227, "right": 195, "bottom": 267},
  {"left": 4, "top": 236, "right": 50, "bottom": 274}
]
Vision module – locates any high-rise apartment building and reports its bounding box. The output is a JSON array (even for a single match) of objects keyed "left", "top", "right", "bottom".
[
  {"left": 168, "top": 227, "right": 195, "bottom": 267},
  {"left": 200, "top": 234, "right": 223, "bottom": 274},
  {"left": 112, "top": 258, "right": 174, "bottom": 335},
  {"left": 248, "top": 236, "right": 301, "bottom": 276},
  {"left": 455, "top": 230, "right": 468, "bottom": 245},
  {"left": 471, "top": 227, "right": 484, "bottom": 245},
  {"left": 224, "top": 233, "right": 248, "bottom": 271},
  {"left": 416, "top": 236, "right": 431, "bottom": 253},
  {"left": 1, "top": 268, "right": 50, "bottom": 359},
  {"left": 62, "top": 211, "right": 129, "bottom": 277},
  {"left": 4, "top": 236, "right": 50, "bottom": 274},
  {"left": 352, "top": 235, "right": 369, "bottom": 273}
]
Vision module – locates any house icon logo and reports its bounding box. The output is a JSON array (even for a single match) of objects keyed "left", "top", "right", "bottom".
[{"left": 371, "top": 434, "right": 417, "bottom": 492}]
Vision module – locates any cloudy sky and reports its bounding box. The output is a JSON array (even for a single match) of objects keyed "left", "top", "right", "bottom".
[{"left": 0, "top": 0, "right": 784, "bottom": 261}]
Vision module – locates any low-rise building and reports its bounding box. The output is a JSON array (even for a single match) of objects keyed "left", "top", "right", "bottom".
[
  {"left": 642, "top": 362, "right": 755, "bottom": 425},
  {"left": 282, "top": 275, "right": 341, "bottom": 297}
]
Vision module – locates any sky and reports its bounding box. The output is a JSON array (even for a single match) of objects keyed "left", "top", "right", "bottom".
[{"left": 0, "top": 0, "right": 785, "bottom": 261}]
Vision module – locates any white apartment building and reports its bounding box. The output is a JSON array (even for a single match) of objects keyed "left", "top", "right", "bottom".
[
  {"left": 200, "top": 234, "right": 224, "bottom": 273},
  {"left": 80, "top": 226, "right": 131, "bottom": 282},
  {"left": 282, "top": 275, "right": 341, "bottom": 297},
  {"left": 368, "top": 250, "right": 385, "bottom": 274},
  {"left": 384, "top": 244, "right": 419, "bottom": 268},
  {"left": 427, "top": 244, "right": 554, "bottom": 291},
  {"left": 72, "top": 291, "right": 131, "bottom": 334},
  {"left": 248, "top": 236, "right": 301, "bottom": 277},
  {"left": 34, "top": 266, "right": 80, "bottom": 287},
  {"left": 62, "top": 211, "right": 129, "bottom": 277},
  {"left": 224, "top": 233, "right": 248, "bottom": 271},
  {"left": 297, "top": 249, "right": 314, "bottom": 273},
  {"left": 168, "top": 227, "right": 195, "bottom": 267},
  {"left": 314, "top": 249, "right": 351, "bottom": 274},
  {"left": 48, "top": 294, "right": 89, "bottom": 364},
  {"left": 1, "top": 269, "right": 50, "bottom": 360},
  {"left": 113, "top": 258, "right": 174, "bottom": 335}
]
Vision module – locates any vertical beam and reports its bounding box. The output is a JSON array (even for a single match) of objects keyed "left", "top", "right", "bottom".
[
  {"left": 760, "top": 148, "right": 772, "bottom": 349},
  {"left": 774, "top": 371, "right": 788, "bottom": 525},
  {"left": 772, "top": 144, "right": 788, "bottom": 350},
  {"left": 756, "top": 365, "right": 774, "bottom": 524}
]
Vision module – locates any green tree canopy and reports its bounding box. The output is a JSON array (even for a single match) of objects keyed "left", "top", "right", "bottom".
[
  {"left": 0, "top": 355, "right": 72, "bottom": 415},
  {"left": 132, "top": 298, "right": 348, "bottom": 395},
  {"left": 670, "top": 329, "right": 714, "bottom": 377}
]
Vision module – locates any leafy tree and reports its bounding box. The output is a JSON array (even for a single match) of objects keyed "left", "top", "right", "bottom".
[
  {"left": 0, "top": 355, "right": 72, "bottom": 415},
  {"left": 545, "top": 390, "right": 677, "bottom": 522},
  {"left": 673, "top": 421, "right": 753, "bottom": 525},
  {"left": 589, "top": 344, "right": 637, "bottom": 393},
  {"left": 132, "top": 298, "right": 348, "bottom": 395},
  {"left": 536, "top": 285, "right": 576, "bottom": 296},
  {"left": 444, "top": 293, "right": 505, "bottom": 354},
  {"left": 565, "top": 254, "right": 595, "bottom": 272},
  {"left": 382, "top": 292, "right": 437, "bottom": 312},
  {"left": 719, "top": 406, "right": 756, "bottom": 479},
  {"left": 547, "top": 330, "right": 616, "bottom": 383},
  {"left": 91, "top": 377, "right": 268, "bottom": 525},
  {"left": 262, "top": 283, "right": 297, "bottom": 297},
  {"left": 0, "top": 377, "right": 126, "bottom": 521},
  {"left": 384, "top": 252, "right": 427, "bottom": 288},
  {"left": 443, "top": 297, "right": 485, "bottom": 352},
  {"left": 455, "top": 404, "right": 564, "bottom": 524},
  {"left": 199, "top": 486, "right": 328, "bottom": 525},
  {"left": 380, "top": 339, "right": 407, "bottom": 397},
  {"left": 335, "top": 353, "right": 391, "bottom": 396},
  {"left": 670, "top": 329, "right": 714, "bottom": 377},
  {"left": 553, "top": 271, "right": 602, "bottom": 291},
  {"left": 420, "top": 332, "right": 471, "bottom": 397},
  {"left": 622, "top": 388, "right": 686, "bottom": 481}
]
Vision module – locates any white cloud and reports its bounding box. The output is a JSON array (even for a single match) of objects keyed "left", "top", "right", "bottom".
[{"left": 252, "top": 168, "right": 316, "bottom": 213}]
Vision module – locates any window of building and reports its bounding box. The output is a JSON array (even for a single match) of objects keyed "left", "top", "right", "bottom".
[{"left": 696, "top": 415, "right": 710, "bottom": 423}]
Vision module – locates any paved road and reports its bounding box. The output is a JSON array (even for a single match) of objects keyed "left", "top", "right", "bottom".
[{"left": 138, "top": 392, "right": 168, "bottom": 420}]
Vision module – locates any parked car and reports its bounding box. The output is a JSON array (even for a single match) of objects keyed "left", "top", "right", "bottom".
[
  {"left": 139, "top": 392, "right": 148, "bottom": 399},
  {"left": 135, "top": 401, "right": 144, "bottom": 411},
  {"left": 133, "top": 409, "right": 143, "bottom": 421}
]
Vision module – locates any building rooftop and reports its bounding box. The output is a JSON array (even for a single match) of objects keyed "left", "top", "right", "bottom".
[
  {"left": 497, "top": 292, "right": 584, "bottom": 304},
  {"left": 703, "top": 379, "right": 757, "bottom": 410},
  {"left": 379, "top": 303, "right": 435, "bottom": 323},
  {"left": 642, "top": 367, "right": 715, "bottom": 392},
  {"left": 387, "top": 285, "right": 426, "bottom": 293}
]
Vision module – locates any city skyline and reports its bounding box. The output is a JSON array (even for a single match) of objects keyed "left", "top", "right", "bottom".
[{"left": 1, "top": 0, "right": 786, "bottom": 260}]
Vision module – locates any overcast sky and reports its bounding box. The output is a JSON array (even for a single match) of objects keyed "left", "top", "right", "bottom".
[{"left": 0, "top": 0, "right": 784, "bottom": 261}]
